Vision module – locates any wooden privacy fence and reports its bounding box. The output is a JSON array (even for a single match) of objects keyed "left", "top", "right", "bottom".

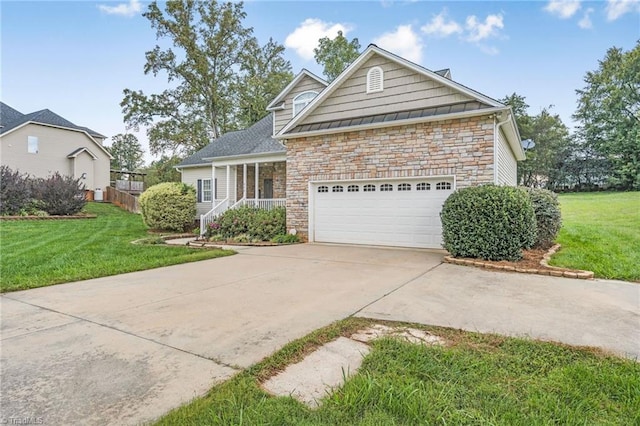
[{"left": 105, "top": 186, "right": 140, "bottom": 214}]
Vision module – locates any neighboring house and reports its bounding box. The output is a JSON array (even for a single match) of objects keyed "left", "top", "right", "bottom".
[
  {"left": 177, "top": 45, "right": 524, "bottom": 249},
  {"left": 0, "top": 102, "right": 111, "bottom": 191}
]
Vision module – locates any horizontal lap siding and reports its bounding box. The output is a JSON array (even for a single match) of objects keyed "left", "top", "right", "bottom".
[
  {"left": 181, "top": 166, "right": 229, "bottom": 216},
  {"left": 496, "top": 128, "right": 517, "bottom": 185},
  {"left": 303, "top": 55, "right": 472, "bottom": 124},
  {"left": 274, "top": 76, "right": 327, "bottom": 134}
]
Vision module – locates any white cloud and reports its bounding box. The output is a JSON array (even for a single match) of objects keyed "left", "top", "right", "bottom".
[
  {"left": 98, "top": 0, "right": 142, "bottom": 18},
  {"left": 421, "top": 11, "right": 463, "bottom": 37},
  {"left": 285, "top": 18, "right": 352, "bottom": 61},
  {"left": 373, "top": 24, "right": 423, "bottom": 63},
  {"left": 578, "top": 8, "right": 594, "bottom": 28},
  {"left": 605, "top": 0, "right": 640, "bottom": 20},
  {"left": 465, "top": 14, "right": 504, "bottom": 42},
  {"left": 544, "top": 0, "right": 582, "bottom": 19}
]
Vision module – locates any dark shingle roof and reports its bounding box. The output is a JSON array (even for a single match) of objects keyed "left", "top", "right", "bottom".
[
  {"left": 289, "top": 101, "right": 495, "bottom": 134},
  {"left": 177, "top": 114, "right": 285, "bottom": 167},
  {"left": 0, "top": 102, "right": 105, "bottom": 138}
]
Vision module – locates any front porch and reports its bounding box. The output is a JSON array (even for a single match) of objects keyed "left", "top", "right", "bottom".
[{"left": 200, "top": 157, "right": 286, "bottom": 235}]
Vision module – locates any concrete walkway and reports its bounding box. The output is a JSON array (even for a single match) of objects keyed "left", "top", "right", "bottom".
[{"left": 1, "top": 244, "right": 638, "bottom": 425}]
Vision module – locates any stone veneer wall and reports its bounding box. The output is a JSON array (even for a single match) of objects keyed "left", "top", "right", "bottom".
[
  {"left": 236, "top": 162, "right": 286, "bottom": 200},
  {"left": 285, "top": 116, "right": 495, "bottom": 239}
]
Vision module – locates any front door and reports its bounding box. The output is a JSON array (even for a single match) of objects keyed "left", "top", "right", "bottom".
[{"left": 264, "top": 179, "right": 274, "bottom": 199}]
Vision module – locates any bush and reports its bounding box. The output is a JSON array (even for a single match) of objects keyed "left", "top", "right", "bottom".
[
  {"left": 31, "top": 173, "right": 86, "bottom": 215},
  {"left": 215, "top": 206, "right": 286, "bottom": 241},
  {"left": 139, "top": 182, "right": 196, "bottom": 232},
  {"left": 522, "top": 187, "right": 562, "bottom": 249},
  {"left": 440, "top": 185, "right": 537, "bottom": 261},
  {"left": 271, "top": 233, "right": 300, "bottom": 244},
  {"left": 0, "top": 166, "right": 32, "bottom": 215}
]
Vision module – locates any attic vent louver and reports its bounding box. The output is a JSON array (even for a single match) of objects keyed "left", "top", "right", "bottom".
[{"left": 366, "top": 66, "right": 384, "bottom": 94}]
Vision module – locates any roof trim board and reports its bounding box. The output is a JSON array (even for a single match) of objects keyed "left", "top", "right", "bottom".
[
  {"left": 266, "top": 69, "right": 328, "bottom": 110},
  {"left": 67, "top": 147, "right": 98, "bottom": 160}
]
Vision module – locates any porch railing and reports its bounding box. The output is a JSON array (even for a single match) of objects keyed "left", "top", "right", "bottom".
[
  {"left": 233, "top": 198, "right": 287, "bottom": 210},
  {"left": 200, "top": 198, "right": 228, "bottom": 236}
]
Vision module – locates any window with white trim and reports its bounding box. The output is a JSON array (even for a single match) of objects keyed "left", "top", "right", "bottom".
[
  {"left": 293, "top": 91, "right": 318, "bottom": 116},
  {"left": 416, "top": 182, "right": 431, "bottom": 191},
  {"left": 27, "top": 136, "right": 38, "bottom": 154},
  {"left": 366, "top": 67, "right": 384, "bottom": 93},
  {"left": 318, "top": 185, "right": 329, "bottom": 193},
  {"left": 398, "top": 183, "right": 411, "bottom": 191},
  {"left": 347, "top": 185, "right": 359, "bottom": 192},
  {"left": 363, "top": 184, "right": 376, "bottom": 192},
  {"left": 332, "top": 185, "right": 344, "bottom": 192},
  {"left": 202, "top": 179, "right": 212, "bottom": 202},
  {"left": 380, "top": 183, "right": 393, "bottom": 191},
  {"left": 436, "top": 182, "right": 452, "bottom": 190}
]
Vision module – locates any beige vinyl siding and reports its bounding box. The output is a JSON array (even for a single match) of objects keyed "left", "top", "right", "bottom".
[
  {"left": 496, "top": 128, "right": 518, "bottom": 185},
  {"left": 303, "top": 55, "right": 473, "bottom": 125},
  {"left": 274, "top": 75, "right": 326, "bottom": 134},
  {"left": 180, "top": 165, "right": 236, "bottom": 216},
  {"left": 0, "top": 123, "right": 110, "bottom": 190}
]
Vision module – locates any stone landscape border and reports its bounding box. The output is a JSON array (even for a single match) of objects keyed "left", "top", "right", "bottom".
[{"left": 444, "top": 244, "right": 594, "bottom": 279}]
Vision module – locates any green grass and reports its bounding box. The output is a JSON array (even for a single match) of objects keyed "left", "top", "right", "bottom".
[
  {"left": 156, "top": 318, "right": 640, "bottom": 425},
  {"left": 0, "top": 202, "right": 234, "bottom": 292},
  {"left": 551, "top": 192, "right": 640, "bottom": 281}
]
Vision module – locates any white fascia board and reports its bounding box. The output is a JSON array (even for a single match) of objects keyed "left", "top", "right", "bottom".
[
  {"left": 278, "top": 45, "right": 505, "bottom": 137},
  {"left": 1, "top": 121, "right": 114, "bottom": 159},
  {"left": 68, "top": 147, "right": 98, "bottom": 160},
  {"left": 266, "top": 69, "right": 328, "bottom": 110},
  {"left": 203, "top": 152, "right": 286, "bottom": 166},
  {"left": 275, "top": 108, "right": 503, "bottom": 140}
]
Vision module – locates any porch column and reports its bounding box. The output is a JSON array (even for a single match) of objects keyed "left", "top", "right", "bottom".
[
  {"left": 211, "top": 165, "right": 216, "bottom": 205},
  {"left": 254, "top": 162, "right": 259, "bottom": 200},
  {"left": 243, "top": 163, "right": 247, "bottom": 199},
  {"left": 226, "top": 165, "right": 231, "bottom": 201}
]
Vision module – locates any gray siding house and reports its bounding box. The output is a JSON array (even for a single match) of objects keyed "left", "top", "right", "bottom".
[
  {"left": 177, "top": 45, "right": 524, "bottom": 249},
  {"left": 0, "top": 102, "right": 111, "bottom": 191}
]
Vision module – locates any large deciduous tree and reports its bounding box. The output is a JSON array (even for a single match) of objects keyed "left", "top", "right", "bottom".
[
  {"left": 574, "top": 42, "right": 640, "bottom": 190},
  {"left": 313, "top": 30, "right": 361, "bottom": 82},
  {"left": 121, "top": 1, "right": 291, "bottom": 157},
  {"left": 108, "top": 133, "right": 145, "bottom": 171}
]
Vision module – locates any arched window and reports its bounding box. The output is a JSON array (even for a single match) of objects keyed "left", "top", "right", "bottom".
[
  {"left": 347, "top": 185, "right": 359, "bottom": 192},
  {"left": 380, "top": 183, "right": 393, "bottom": 192},
  {"left": 398, "top": 183, "right": 411, "bottom": 191},
  {"left": 317, "top": 185, "right": 329, "bottom": 193},
  {"left": 332, "top": 185, "right": 344, "bottom": 193},
  {"left": 293, "top": 91, "right": 318, "bottom": 116},
  {"left": 363, "top": 184, "right": 376, "bottom": 192},
  {"left": 366, "top": 67, "right": 384, "bottom": 93},
  {"left": 416, "top": 182, "right": 431, "bottom": 191},
  {"left": 436, "top": 182, "right": 452, "bottom": 190}
]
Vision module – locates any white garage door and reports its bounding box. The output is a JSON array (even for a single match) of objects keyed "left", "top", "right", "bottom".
[{"left": 312, "top": 178, "right": 455, "bottom": 249}]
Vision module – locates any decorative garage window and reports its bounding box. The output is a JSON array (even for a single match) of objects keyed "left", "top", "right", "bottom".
[
  {"left": 398, "top": 183, "right": 411, "bottom": 191},
  {"left": 363, "top": 184, "right": 376, "bottom": 192},
  {"left": 416, "top": 182, "right": 431, "bottom": 191},
  {"left": 380, "top": 183, "right": 393, "bottom": 192},
  {"left": 436, "top": 182, "right": 452, "bottom": 190},
  {"left": 332, "top": 185, "right": 344, "bottom": 192},
  {"left": 347, "top": 185, "right": 359, "bottom": 192},
  {"left": 318, "top": 186, "right": 329, "bottom": 193},
  {"left": 367, "top": 67, "right": 384, "bottom": 93}
]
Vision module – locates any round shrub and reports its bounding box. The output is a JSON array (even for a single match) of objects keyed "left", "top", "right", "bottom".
[
  {"left": 139, "top": 182, "right": 196, "bottom": 232},
  {"left": 214, "top": 206, "right": 285, "bottom": 241},
  {"left": 440, "top": 185, "right": 537, "bottom": 261},
  {"left": 522, "top": 187, "right": 562, "bottom": 249}
]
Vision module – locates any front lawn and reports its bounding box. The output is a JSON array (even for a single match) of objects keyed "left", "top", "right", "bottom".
[
  {"left": 157, "top": 318, "right": 640, "bottom": 425},
  {"left": 551, "top": 192, "right": 640, "bottom": 281},
  {"left": 0, "top": 202, "right": 234, "bottom": 292}
]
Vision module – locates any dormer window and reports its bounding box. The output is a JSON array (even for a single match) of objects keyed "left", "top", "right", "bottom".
[
  {"left": 366, "top": 66, "right": 384, "bottom": 93},
  {"left": 293, "top": 91, "right": 318, "bottom": 116}
]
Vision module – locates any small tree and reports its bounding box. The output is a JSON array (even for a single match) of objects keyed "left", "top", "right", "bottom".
[
  {"left": 108, "top": 133, "right": 145, "bottom": 171},
  {"left": 0, "top": 166, "right": 32, "bottom": 215},
  {"left": 31, "top": 173, "right": 86, "bottom": 216},
  {"left": 139, "top": 182, "right": 196, "bottom": 231}
]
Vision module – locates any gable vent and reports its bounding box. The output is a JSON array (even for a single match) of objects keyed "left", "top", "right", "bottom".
[{"left": 366, "top": 66, "right": 384, "bottom": 94}]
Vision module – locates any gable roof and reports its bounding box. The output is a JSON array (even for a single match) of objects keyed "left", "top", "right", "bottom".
[
  {"left": 67, "top": 147, "right": 98, "bottom": 160},
  {"left": 176, "top": 114, "right": 285, "bottom": 168},
  {"left": 266, "top": 69, "right": 328, "bottom": 111},
  {"left": 0, "top": 102, "right": 106, "bottom": 138},
  {"left": 277, "top": 44, "right": 506, "bottom": 138}
]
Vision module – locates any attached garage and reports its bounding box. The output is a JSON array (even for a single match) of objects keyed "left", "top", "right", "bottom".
[{"left": 310, "top": 177, "right": 455, "bottom": 249}]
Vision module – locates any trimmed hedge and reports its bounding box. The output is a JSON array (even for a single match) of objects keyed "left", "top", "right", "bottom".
[
  {"left": 210, "top": 206, "right": 286, "bottom": 241},
  {"left": 139, "top": 182, "right": 196, "bottom": 232},
  {"left": 441, "top": 185, "right": 537, "bottom": 261},
  {"left": 522, "top": 187, "right": 562, "bottom": 249}
]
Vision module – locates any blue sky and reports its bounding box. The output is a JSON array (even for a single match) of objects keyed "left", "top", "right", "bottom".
[{"left": 2, "top": 0, "right": 638, "bottom": 163}]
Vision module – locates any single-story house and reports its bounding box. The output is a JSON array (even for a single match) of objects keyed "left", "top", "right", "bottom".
[
  {"left": 177, "top": 44, "right": 524, "bottom": 249},
  {"left": 0, "top": 102, "right": 111, "bottom": 191}
]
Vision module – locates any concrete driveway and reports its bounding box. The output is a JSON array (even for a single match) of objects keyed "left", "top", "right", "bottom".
[{"left": 1, "top": 244, "right": 638, "bottom": 425}]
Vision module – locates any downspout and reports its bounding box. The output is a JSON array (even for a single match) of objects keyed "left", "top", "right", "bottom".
[{"left": 494, "top": 112, "right": 511, "bottom": 185}]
